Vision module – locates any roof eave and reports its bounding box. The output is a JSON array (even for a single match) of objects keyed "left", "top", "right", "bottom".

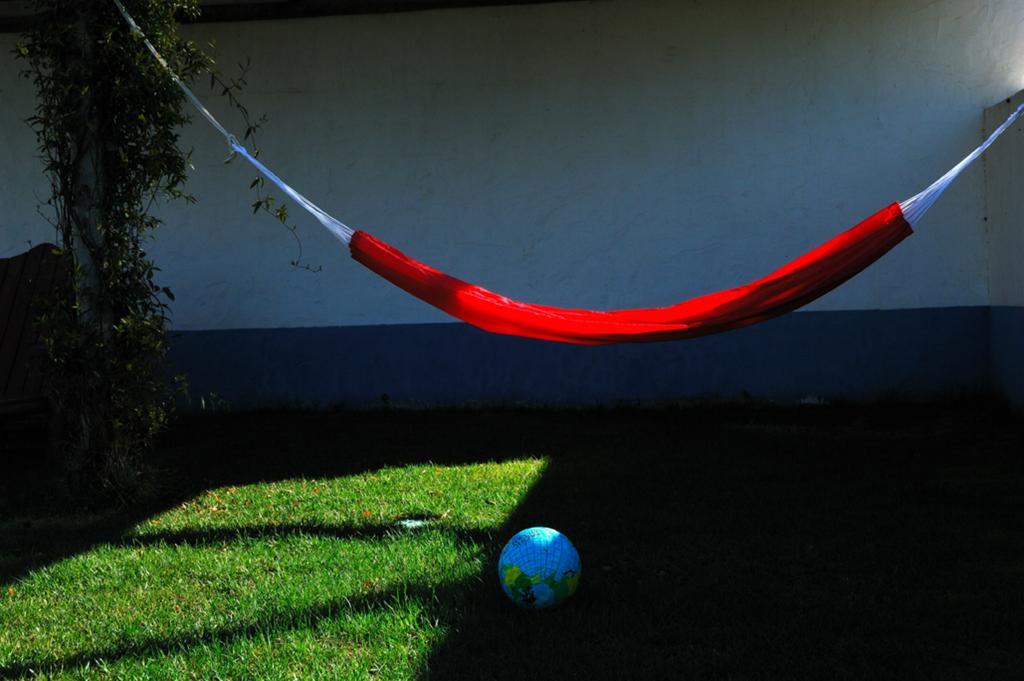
[{"left": 0, "top": 0, "right": 582, "bottom": 34}]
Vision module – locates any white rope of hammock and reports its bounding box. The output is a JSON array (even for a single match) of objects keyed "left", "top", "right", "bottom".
[
  {"left": 113, "top": 0, "right": 354, "bottom": 245},
  {"left": 114, "top": 0, "right": 1022, "bottom": 240},
  {"left": 899, "top": 101, "right": 1024, "bottom": 225}
]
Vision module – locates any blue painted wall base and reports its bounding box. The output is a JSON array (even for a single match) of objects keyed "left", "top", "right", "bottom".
[
  {"left": 991, "top": 306, "right": 1024, "bottom": 405},
  {"left": 169, "top": 306, "right": 1007, "bottom": 408}
]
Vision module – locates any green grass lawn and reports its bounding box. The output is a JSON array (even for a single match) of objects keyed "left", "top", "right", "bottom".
[
  {"left": 1, "top": 405, "right": 1023, "bottom": 680},
  {"left": 1, "top": 458, "right": 544, "bottom": 679}
]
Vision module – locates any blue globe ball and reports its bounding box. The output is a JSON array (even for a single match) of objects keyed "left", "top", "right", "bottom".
[{"left": 498, "top": 527, "right": 581, "bottom": 609}]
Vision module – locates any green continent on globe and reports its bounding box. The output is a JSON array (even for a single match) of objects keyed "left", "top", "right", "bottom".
[
  {"left": 501, "top": 563, "right": 579, "bottom": 607},
  {"left": 501, "top": 564, "right": 535, "bottom": 602},
  {"left": 545, "top": 570, "right": 579, "bottom": 601}
]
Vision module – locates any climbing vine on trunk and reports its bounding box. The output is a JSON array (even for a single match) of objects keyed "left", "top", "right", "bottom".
[{"left": 17, "top": 0, "right": 208, "bottom": 498}]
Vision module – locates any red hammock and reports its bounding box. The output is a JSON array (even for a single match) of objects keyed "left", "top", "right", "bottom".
[
  {"left": 350, "top": 202, "right": 912, "bottom": 345},
  {"left": 112, "top": 1, "right": 1024, "bottom": 347}
]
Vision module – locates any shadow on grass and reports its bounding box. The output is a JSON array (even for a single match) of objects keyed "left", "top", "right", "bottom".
[
  {"left": 2, "top": 404, "right": 1023, "bottom": 680},
  {"left": 419, "top": 405, "right": 1024, "bottom": 680}
]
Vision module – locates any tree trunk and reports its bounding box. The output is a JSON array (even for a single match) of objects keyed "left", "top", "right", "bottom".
[
  {"left": 69, "top": 6, "right": 109, "bottom": 333},
  {"left": 64, "top": 4, "right": 111, "bottom": 480}
]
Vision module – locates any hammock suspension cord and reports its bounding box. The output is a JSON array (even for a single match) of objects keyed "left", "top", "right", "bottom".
[{"left": 113, "top": 0, "right": 355, "bottom": 245}]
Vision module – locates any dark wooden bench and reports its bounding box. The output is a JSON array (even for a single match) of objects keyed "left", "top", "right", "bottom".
[{"left": 1, "top": 243, "right": 64, "bottom": 444}]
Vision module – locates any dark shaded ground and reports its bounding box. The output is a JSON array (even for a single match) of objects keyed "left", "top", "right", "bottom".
[{"left": 2, "top": 402, "right": 1023, "bottom": 680}]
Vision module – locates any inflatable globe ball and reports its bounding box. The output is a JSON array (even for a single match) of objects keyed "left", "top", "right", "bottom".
[{"left": 498, "top": 527, "right": 581, "bottom": 609}]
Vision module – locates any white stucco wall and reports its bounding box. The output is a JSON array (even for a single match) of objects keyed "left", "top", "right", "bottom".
[
  {"left": 2, "top": 0, "right": 1023, "bottom": 331},
  {"left": 985, "top": 90, "right": 1024, "bottom": 308}
]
